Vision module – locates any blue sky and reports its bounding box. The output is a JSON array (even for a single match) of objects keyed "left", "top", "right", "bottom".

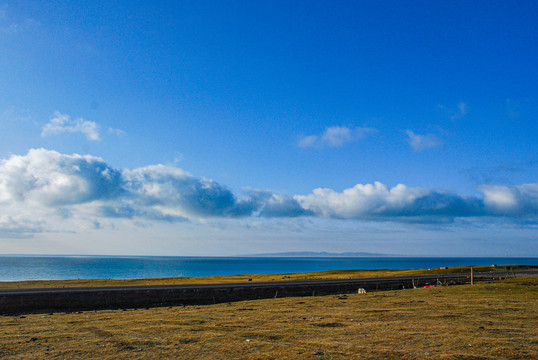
[{"left": 0, "top": 1, "right": 536, "bottom": 256}]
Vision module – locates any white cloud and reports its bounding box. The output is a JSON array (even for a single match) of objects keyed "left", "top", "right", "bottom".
[
  {"left": 321, "top": 126, "right": 353, "bottom": 147},
  {"left": 245, "top": 189, "right": 312, "bottom": 217},
  {"left": 480, "top": 183, "right": 538, "bottom": 215},
  {"left": 0, "top": 149, "right": 258, "bottom": 223},
  {"left": 41, "top": 111, "right": 101, "bottom": 141},
  {"left": 299, "top": 126, "right": 377, "bottom": 148},
  {"left": 295, "top": 182, "right": 430, "bottom": 219},
  {"left": 0, "top": 148, "right": 122, "bottom": 206},
  {"left": 123, "top": 164, "right": 256, "bottom": 218},
  {"left": 481, "top": 185, "right": 518, "bottom": 210},
  {"left": 296, "top": 181, "right": 538, "bottom": 221},
  {"left": 297, "top": 135, "right": 318, "bottom": 148},
  {"left": 405, "top": 130, "right": 443, "bottom": 151},
  {"left": 0, "top": 149, "right": 536, "bottom": 239}
]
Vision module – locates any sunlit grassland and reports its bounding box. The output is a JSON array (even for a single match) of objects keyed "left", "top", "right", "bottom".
[{"left": 1, "top": 277, "right": 536, "bottom": 359}]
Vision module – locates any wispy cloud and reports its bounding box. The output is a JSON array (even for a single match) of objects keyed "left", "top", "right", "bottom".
[
  {"left": 41, "top": 111, "right": 101, "bottom": 141},
  {"left": 0, "top": 4, "right": 38, "bottom": 35},
  {"left": 0, "top": 214, "right": 44, "bottom": 238},
  {"left": 0, "top": 106, "right": 33, "bottom": 124},
  {"left": 457, "top": 102, "right": 467, "bottom": 117},
  {"left": 437, "top": 101, "right": 467, "bottom": 120},
  {"left": 298, "top": 126, "right": 377, "bottom": 148},
  {"left": 0, "top": 149, "right": 537, "bottom": 234},
  {"left": 462, "top": 160, "right": 536, "bottom": 185},
  {"left": 107, "top": 127, "right": 126, "bottom": 137},
  {"left": 405, "top": 130, "right": 443, "bottom": 152},
  {"left": 0, "top": 5, "right": 17, "bottom": 35}
]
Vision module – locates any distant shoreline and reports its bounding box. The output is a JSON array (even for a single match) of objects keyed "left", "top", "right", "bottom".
[{"left": 1, "top": 256, "right": 537, "bottom": 282}]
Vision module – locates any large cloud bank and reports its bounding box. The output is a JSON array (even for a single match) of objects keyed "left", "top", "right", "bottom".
[
  {"left": 295, "top": 182, "right": 537, "bottom": 220},
  {"left": 0, "top": 149, "right": 537, "bottom": 229}
]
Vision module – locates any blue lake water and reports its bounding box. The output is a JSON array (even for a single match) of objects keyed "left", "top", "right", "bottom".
[{"left": 0, "top": 256, "right": 536, "bottom": 281}]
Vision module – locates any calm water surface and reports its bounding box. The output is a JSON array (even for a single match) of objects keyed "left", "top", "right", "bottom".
[{"left": 0, "top": 256, "right": 536, "bottom": 281}]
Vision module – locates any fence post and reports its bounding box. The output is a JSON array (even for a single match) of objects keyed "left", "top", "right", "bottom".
[{"left": 471, "top": 267, "right": 474, "bottom": 285}]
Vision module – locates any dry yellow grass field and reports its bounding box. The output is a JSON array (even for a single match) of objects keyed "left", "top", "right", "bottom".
[{"left": 1, "top": 276, "right": 536, "bottom": 359}]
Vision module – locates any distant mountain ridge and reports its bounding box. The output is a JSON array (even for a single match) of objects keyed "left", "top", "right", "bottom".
[{"left": 242, "top": 251, "right": 393, "bottom": 257}]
